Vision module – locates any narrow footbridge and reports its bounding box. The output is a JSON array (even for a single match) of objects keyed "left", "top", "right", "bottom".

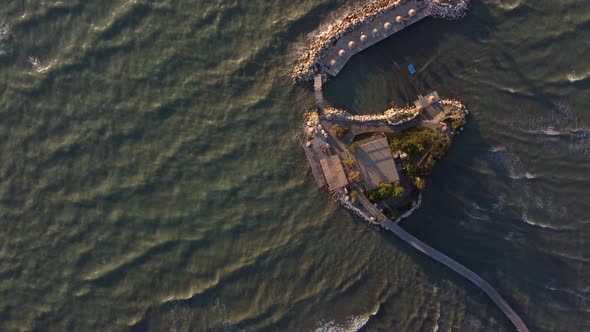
[
  {"left": 314, "top": 74, "right": 325, "bottom": 115},
  {"left": 354, "top": 191, "right": 529, "bottom": 332}
]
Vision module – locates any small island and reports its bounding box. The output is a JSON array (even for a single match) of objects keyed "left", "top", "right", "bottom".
[
  {"left": 303, "top": 93, "right": 468, "bottom": 222},
  {"left": 296, "top": 1, "right": 530, "bottom": 331}
]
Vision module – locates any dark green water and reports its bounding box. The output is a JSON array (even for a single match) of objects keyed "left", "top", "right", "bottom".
[{"left": 0, "top": 0, "right": 589, "bottom": 331}]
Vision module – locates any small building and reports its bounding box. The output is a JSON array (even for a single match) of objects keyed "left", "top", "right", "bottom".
[
  {"left": 320, "top": 155, "right": 348, "bottom": 190},
  {"left": 415, "top": 91, "right": 444, "bottom": 120},
  {"left": 414, "top": 91, "right": 441, "bottom": 109},
  {"left": 354, "top": 137, "right": 400, "bottom": 190}
]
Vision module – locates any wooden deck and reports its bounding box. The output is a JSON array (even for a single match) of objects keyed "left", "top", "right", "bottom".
[{"left": 302, "top": 142, "right": 327, "bottom": 188}]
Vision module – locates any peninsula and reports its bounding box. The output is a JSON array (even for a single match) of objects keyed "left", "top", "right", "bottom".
[{"left": 296, "top": 1, "right": 530, "bottom": 331}]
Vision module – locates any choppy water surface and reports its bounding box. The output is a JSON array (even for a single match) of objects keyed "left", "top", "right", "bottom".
[{"left": 0, "top": 1, "right": 589, "bottom": 331}]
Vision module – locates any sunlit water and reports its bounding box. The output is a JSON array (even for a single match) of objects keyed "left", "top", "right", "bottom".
[{"left": 0, "top": 1, "right": 589, "bottom": 331}]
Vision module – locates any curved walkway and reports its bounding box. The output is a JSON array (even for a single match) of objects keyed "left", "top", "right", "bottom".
[{"left": 352, "top": 191, "right": 529, "bottom": 331}]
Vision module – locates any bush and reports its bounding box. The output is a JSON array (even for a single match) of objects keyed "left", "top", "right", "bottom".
[
  {"left": 330, "top": 124, "right": 349, "bottom": 139},
  {"left": 350, "top": 191, "right": 358, "bottom": 203},
  {"left": 430, "top": 139, "right": 450, "bottom": 160},
  {"left": 414, "top": 177, "right": 426, "bottom": 191},
  {"left": 452, "top": 118, "right": 465, "bottom": 131},
  {"left": 343, "top": 158, "right": 356, "bottom": 169},
  {"left": 367, "top": 182, "right": 404, "bottom": 202},
  {"left": 402, "top": 161, "right": 417, "bottom": 178},
  {"left": 349, "top": 170, "right": 361, "bottom": 182},
  {"left": 347, "top": 142, "right": 358, "bottom": 152},
  {"left": 389, "top": 127, "right": 443, "bottom": 163}
]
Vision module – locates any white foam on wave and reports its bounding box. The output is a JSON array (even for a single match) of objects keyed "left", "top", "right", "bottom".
[
  {"left": 484, "top": 0, "right": 521, "bottom": 11},
  {"left": 541, "top": 127, "right": 562, "bottom": 136},
  {"left": 521, "top": 207, "right": 558, "bottom": 230},
  {"left": 489, "top": 145, "right": 506, "bottom": 152},
  {"left": 567, "top": 69, "right": 588, "bottom": 83}
]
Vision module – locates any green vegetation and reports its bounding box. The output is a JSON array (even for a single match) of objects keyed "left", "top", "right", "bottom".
[
  {"left": 349, "top": 170, "right": 361, "bottom": 182},
  {"left": 330, "top": 124, "right": 349, "bottom": 139},
  {"left": 350, "top": 190, "right": 358, "bottom": 203},
  {"left": 414, "top": 177, "right": 426, "bottom": 191},
  {"left": 451, "top": 118, "right": 465, "bottom": 131},
  {"left": 388, "top": 127, "right": 444, "bottom": 163},
  {"left": 367, "top": 182, "right": 404, "bottom": 202},
  {"left": 343, "top": 158, "right": 356, "bottom": 169},
  {"left": 347, "top": 142, "right": 358, "bottom": 152}
]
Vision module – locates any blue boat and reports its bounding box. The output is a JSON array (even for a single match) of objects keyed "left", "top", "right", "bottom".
[{"left": 408, "top": 64, "right": 416, "bottom": 74}]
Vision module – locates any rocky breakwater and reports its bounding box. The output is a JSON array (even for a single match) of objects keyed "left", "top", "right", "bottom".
[
  {"left": 428, "top": 0, "right": 471, "bottom": 20},
  {"left": 292, "top": 0, "right": 471, "bottom": 83},
  {"left": 325, "top": 106, "right": 419, "bottom": 126},
  {"left": 292, "top": 0, "right": 411, "bottom": 83}
]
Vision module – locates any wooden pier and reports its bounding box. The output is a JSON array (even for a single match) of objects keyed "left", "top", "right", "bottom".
[{"left": 314, "top": 74, "right": 324, "bottom": 114}]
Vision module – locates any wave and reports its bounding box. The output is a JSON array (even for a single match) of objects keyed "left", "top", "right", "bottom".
[
  {"left": 567, "top": 69, "right": 589, "bottom": 83},
  {"left": 484, "top": 0, "right": 522, "bottom": 11},
  {"left": 521, "top": 207, "right": 559, "bottom": 230},
  {"left": 541, "top": 127, "right": 562, "bottom": 136}
]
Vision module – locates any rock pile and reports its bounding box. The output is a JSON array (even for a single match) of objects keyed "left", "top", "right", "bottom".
[
  {"left": 441, "top": 98, "right": 469, "bottom": 115},
  {"left": 428, "top": 0, "right": 471, "bottom": 20},
  {"left": 325, "top": 106, "right": 419, "bottom": 126}
]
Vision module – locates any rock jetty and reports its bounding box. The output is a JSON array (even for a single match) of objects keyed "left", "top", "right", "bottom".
[{"left": 292, "top": 0, "right": 471, "bottom": 83}]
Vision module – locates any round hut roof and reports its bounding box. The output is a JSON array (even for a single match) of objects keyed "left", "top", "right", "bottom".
[
  {"left": 338, "top": 49, "right": 346, "bottom": 57},
  {"left": 330, "top": 59, "right": 336, "bottom": 66},
  {"left": 428, "top": 95, "right": 436, "bottom": 104},
  {"left": 348, "top": 41, "right": 356, "bottom": 49},
  {"left": 396, "top": 16, "right": 403, "bottom": 23},
  {"left": 360, "top": 34, "right": 367, "bottom": 43},
  {"left": 408, "top": 9, "right": 416, "bottom": 17},
  {"left": 384, "top": 22, "right": 392, "bottom": 30}
]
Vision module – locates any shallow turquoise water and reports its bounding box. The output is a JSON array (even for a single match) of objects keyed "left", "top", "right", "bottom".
[{"left": 0, "top": 1, "right": 589, "bottom": 331}]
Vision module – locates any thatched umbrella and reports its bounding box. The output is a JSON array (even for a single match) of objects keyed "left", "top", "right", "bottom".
[
  {"left": 408, "top": 9, "right": 416, "bottom": 17},
  {"left": 338, "top": 49, "right": 346, "bottom": 57},
  {"left": 396, "top": 16, "right": 403, "bottom": 23},
  {"left": 348, "top": 40, "right": 356, "bottom": 49},
  {"left": 384, "top": 22, "right": 392, "bottom": 30},
  {"left": 360, "top": 34, "right": 367, "bottom": 43},
  {"left": 330, "top": 59, "right": 336, "bottom": 66}
]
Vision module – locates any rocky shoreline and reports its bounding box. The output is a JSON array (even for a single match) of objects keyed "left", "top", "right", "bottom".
[
  {"left": 292, "top": 0, "right": 471, "bottom": 83},
  {"left": 323, "top": 98, "right": 468, "bottom": 125}
]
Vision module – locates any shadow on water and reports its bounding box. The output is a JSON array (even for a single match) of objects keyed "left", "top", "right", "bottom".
[{"left": 381, "top": 118, "right": 580, "bottom": 331}]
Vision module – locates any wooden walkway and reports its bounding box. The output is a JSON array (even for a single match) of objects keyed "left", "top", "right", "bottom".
[
  {"left": 314, "top": 74, "right": 324, "bottom": 114},
  {"left": 302, "top": 141, "right": 327, "bottom": 188},
  {"left": 354, "top": 185, "right": 529, "bottom": 332}
]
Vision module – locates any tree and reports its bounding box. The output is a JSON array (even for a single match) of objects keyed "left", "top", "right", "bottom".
[
  {"left": 414, "top": 177, "right": 426, "bottom": 191},
  {"left": 330, "top": 124, "right": 349, "bottom": 139},
  {"left": 349, "top": 170, "right": 361, "bottom": 182},
  {"left": 367, "top": 182, "right": 404, "bottom": 202},
  {"left": 343, "top": 158, "right": 356, "bottom": 169},
  {"left": 347, "top": 142, "right": 358, "bottom": 152},
  {"left": 350, "top": 190, "right": 358, "bottom": 203}
]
